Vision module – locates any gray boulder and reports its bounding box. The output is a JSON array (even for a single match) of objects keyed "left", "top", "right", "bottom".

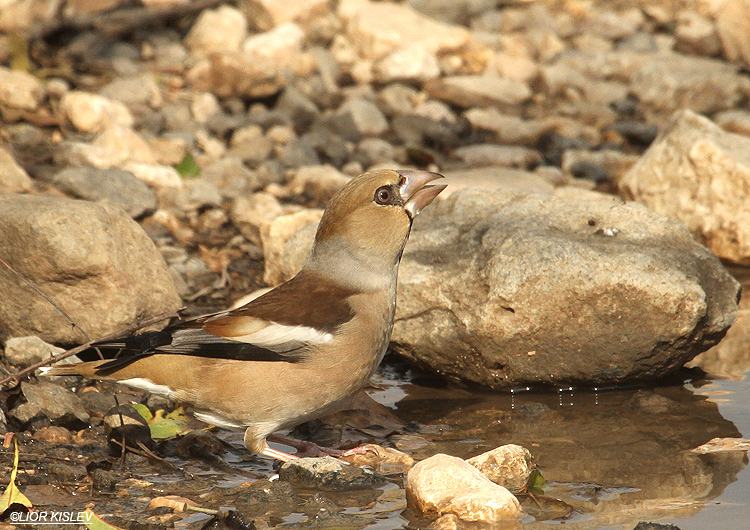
[
  {"left": 0, "top": 195, "right": 180, "bottom": 344},
  {"left": 392, "top": 187, "right": 740, "bottom": 388}
]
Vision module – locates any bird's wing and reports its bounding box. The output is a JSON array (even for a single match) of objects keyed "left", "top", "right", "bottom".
[{"left": 93, "top": 270, "right": 358, "bottom": 372}]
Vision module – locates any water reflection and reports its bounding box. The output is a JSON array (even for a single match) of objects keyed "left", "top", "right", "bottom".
[{"left": 383, "top": 372, "right": 746, "bottom": 528}]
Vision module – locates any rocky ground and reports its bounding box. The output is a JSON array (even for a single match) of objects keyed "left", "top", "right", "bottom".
[{"left": 0, "top": 0, "right": 749, "bottom": 527}]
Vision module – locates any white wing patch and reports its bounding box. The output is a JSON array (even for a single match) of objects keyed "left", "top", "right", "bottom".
[
  {"left": 232, "top": 322, "right": 334, "bottom": 352},
  {"left": 170, "top": 320, "right": 334, "bottom": 354},
  {"left": 119, "top": 378, "right": 175, "bottom": 397},
  {"left": 194, "top": 411, "right": 245, "bottom": 430}
]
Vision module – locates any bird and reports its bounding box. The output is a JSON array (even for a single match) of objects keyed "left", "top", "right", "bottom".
[{"left": 42, "top": 169, "right": 446, "bottom": 462}]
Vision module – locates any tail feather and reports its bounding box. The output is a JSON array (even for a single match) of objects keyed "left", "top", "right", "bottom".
[{"left": 39, "top": 360, "right": 112, "bottom": 378}]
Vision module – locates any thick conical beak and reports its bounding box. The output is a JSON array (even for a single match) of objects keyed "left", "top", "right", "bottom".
[{"left": 398, "top": 169, "right": 447, "bottom": 219}]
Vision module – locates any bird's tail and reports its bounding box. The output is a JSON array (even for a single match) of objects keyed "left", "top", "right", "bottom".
[
  {"left": 39, "top": 360, "right": 113, "bottom": 378},
  {"left": 40, "top": 329, "right": 172, "bottom": 377}
]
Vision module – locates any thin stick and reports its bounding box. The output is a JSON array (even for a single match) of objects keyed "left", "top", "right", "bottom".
[
  {"left": 0, "top": 256, "right": 91, "bottom": 342},
  {"left": 0, "top": 308, "right": 183, "bottom": 386}
]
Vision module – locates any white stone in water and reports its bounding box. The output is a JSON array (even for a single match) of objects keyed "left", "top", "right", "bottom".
[
  {"left": 466, "top": 444, "right": 536, "bottom": 494},
  {"left": 406, "top": 454, "right": 522, "bottom": 524}
]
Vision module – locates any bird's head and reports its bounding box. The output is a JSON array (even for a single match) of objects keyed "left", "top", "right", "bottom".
[{"left": 306, "top": 169, "right": 446, "bottom": 289}]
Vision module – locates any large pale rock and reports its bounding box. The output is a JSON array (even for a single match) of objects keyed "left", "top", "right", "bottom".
[
  {"left": 392, "top": 187, "right": 739, "bottom": 388},
  {"left": 406, "top": 454, "right": 522, "bottom": 524},
  {"left": 339, "top": 0, "right": 471, "bottom": 61},
  {"left": 619, "top": 109, "right": 750, "bottom": 265},
  {"left": 0, "top": 195, "right": 180, "bottom": 344}
]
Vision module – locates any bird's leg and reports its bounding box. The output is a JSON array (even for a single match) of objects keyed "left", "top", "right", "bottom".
[
  {"left": 268, "top": 433, "right": 336, "bottom": 457},
  {"left": 261, "top": 445, "right": 299, "bottom": 462},
  {"left": 245, "top": 429, "right": 299, "bottom": 462},
  {"left": 267, "top": 433, "right": 375, "bottom": 459}
]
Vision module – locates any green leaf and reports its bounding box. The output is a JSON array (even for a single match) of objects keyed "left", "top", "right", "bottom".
[
  {"left": 131, "top": 403, "right": 153, "bottom": 422},
  {"left": 526, "top": 468, "right": 546, "bottom": 496},
  {"left": 84, "top": 509, "right": 125, "bottom": 530},
  {"left": 132, "top": 405, "right": 190, "bottom": 441},
  {"left": 174, "top": 152, "right": 200, "bottom": 178},
  {"left": 147, "top": 408, "right": 190, "bottom": 440},
  {"left": 0, "top": 434, "right": 33, "bottom": 512}
]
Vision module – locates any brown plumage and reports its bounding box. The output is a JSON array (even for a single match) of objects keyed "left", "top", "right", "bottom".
[{"left": 43, "top": 169, "right": 446, "bottom": 461}]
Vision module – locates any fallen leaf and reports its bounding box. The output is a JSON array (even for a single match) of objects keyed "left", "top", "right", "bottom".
[
  {"left": 133, "top": 405, "right": 190, "bottom": 440},
  {"left": 149, "top": 409, "right": 190, "bottom": 440},
  {"left": 131, "top": 403, "right": 153, "bottom": 422},
  {"left": 0, "top": 433, "right": 33, "bottom": 512}
]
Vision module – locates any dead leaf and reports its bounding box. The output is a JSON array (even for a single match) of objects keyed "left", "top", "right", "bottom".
[{"left": 0, "top": 433, "right": 33, "bottom": 512}]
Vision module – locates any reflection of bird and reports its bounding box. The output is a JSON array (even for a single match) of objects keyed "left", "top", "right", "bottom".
[{"left": 43, "top": 169, "right": 446, "bottom": 461}]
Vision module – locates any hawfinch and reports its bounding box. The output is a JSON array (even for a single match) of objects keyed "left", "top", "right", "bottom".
[{"left": 43, "top": 169, "right": 446, "bottom": 461}]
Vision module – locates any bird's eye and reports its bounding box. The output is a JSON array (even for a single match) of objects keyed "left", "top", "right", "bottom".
[{"left": 374, "top": 186, "right": 392, "bottom": 205}]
